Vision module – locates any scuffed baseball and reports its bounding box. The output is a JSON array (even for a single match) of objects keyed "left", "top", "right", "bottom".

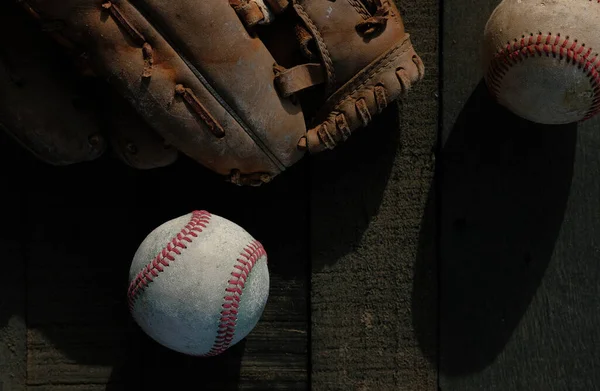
[
  {"left": 482, "top": 0, "right": 600, "bottom": 124},
  {"left": 127, "top": 210, "right": 269, "bottom": 356}
]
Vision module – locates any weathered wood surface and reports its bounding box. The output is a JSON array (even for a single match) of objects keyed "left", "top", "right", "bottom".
[
  {"left": 3, "top": 0, "right": 597, "bottom": 389},
  {"left": 309, "top": 0, "right": 440, "bottom": 389},
  {"left": 0, "top": 8, "right": 311, "bottom": 386},
  {"left": 0, "top": 131, "right": 28, "bottom": 391},
  {"left": 0, "top": 1, "right": 310, "bottom": 389},
  {"left": 18, "top": 153, "right": 310, "bottom": 391},
  {"left": 1, "top": 148, "right": 311, "bottom": 391},
  {"left": 441, "top": 0, "right": 600, "bottom": 390}
]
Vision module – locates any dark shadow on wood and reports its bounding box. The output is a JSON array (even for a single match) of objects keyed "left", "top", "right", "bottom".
[
  {"left": 0, "top": 130, "right": 29, "bottom": 390},
  {"left": 411, "top": 178, "right": 438, "bottom": 368},
  {"left": 12, "top": 142, "right": 309, "bottom": 389},
  {"left": 0, "top": 130, "right": 28, "bottom": 328},
  {"left": 427, "top": 80, "right": 577, "bottom": 376},
  {"left": 0, "top": 8, "right": 308, "bottom": 387},
  {"left": 103, "top": 156, "right": 310, "bottom": 390},
  {"left": 309, "top": 106, "right": 401, "bottom": 270},
  {"left": 105, "top": 331, "right": 249, "bottom": 391}
]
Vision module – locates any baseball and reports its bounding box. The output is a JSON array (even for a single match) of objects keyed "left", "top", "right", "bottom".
[
  {"left": 127, "top": 210, "right": 269, "bottom": 357},
  {"left": 482, "top": 0, "right": 600, "bottom": 124}
]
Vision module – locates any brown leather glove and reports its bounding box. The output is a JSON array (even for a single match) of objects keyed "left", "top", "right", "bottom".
[{"left": 0, "top": 0, "right": 424, "bottom": 186}]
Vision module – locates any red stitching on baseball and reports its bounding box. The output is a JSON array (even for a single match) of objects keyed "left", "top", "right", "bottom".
[
  {"left": 202, "top": 240, "right": 267, "bottom": 357},
  {"left": 127, "top": 210, "right": 211, "bottom": 310},
  {"left": 487, "top": 31, "right": 600, "bottom": 120}
]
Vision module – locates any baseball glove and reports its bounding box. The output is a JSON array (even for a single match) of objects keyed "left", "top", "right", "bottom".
[{"left": 0, "top": 0, "right": 424, "bottom": 186}]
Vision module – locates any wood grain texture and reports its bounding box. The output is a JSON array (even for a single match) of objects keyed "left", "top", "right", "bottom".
[
  {"left": 16, "top": 134, "right": 309, "bottom": 389},
  {"left": 441, "top": 0, "right": 600, "bottom": 389},
  {"left": 0, "top": 131, "right": 28, "bottom": 391},
  {"left": 440, "top": 0, "right": 498, "bottom": 144},
  {"left": 1, "top": 1, "right": 312, "bottom": 388},
  {"left": 0, "top": 7, "right": 34, "bottom": 390},
  {"left": 309, "top": 0, "right": 439, "bottom": 389},
  {"left": 0, "top": 1, "right": 310, "bottom": 388}
]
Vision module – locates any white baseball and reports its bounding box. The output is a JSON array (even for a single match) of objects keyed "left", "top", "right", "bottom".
[
  {"left": 482, "top": 0, "right": 600, "bottom": 124},
  {"left": 127, "top": 210, "right": 269, "bottom": 357}
]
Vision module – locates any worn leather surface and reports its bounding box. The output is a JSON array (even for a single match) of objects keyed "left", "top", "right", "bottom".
[
  {"left": 0, "top": 0, "right": 425, "bottom": 185},
  {"left": 18, "top": 0, "right": 306, "bottom": 182},
  {"left": 294, "top": 0, "right": 425, "bottom": 152},
  {"left": 297, "top": 0, "right": 408, "bottom": 91}
]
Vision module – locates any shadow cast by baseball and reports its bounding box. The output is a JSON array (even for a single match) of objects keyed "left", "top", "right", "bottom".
[
  {"left": 0, "top": 134, "right": 310, "bottom": 390},
  {"left": 411, "top": 80, "right": 577, "bottom": 376}
]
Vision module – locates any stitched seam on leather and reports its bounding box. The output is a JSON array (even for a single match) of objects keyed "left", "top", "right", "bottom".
[
  {"left": 487, "top": 32, "right": 600, "bottom": 120},
  {"left": 121, "top": 0, "right": 286, "bottom": 171},
  {"left": 294, "top": 3, "right": 337, "bottom": 93},
  {"left": 345, "top": 0, "right": 371, "bottom": 20},
  {"left": 127, "top": 210, "right": 211, "bottom": 310},
  {"left": 322, "top": 35, "right": 413, "bottom": 116},
  {"left": 202, "top": 239, "right": 267, "bottom": 357}
]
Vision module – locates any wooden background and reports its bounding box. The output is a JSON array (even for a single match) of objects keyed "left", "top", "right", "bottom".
[
  {"left": 1, "top": 0, "right": 599, "bottom": 390},
  {"left": 440, "top": 1, "right": 600, "bottom": 390}
]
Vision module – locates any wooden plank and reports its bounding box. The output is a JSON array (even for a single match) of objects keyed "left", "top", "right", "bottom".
[
  {"left": 23, "top": 157, "right": 142, "bottom": 389},
  {"left": 440, "top": 0, "right": 600, "bottom": 389},
  {"left": 3, "top": 0, "right": 311, "bottom": 385},
  {"left": 0, "top": 132, "right": 28, "bottom": 391},
  {"left": 440, "top": 0, "right": 499, "bottom": 144},
  {"left": 0, "top": 4, "right": 39, "bottom": 389},
  {"left": 23, "top": 142, "right": 309, "bottom": 388},
  {"left": 309, "top": 0, "right": 439, "bottom": 389},
  {"left": 29, "top": 386, "right": 107, "bottom": 391}
]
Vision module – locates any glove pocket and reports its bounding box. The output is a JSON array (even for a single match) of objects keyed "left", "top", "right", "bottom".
[
  {"left": 304, "top": 35, "right": 425, "bottom": 153},
  {"left": 20, "top": 0, "right": 308, "bottom": 185}
]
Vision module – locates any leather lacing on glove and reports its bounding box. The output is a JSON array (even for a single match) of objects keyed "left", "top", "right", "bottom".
[
  {"left": 9, "top": 0, "right": 423, "bottom": 187},
  {"left": 233, "top": 0, "right": 390, "bottom": 36},
  {"left": 355, "top": 0, "right": 393, "bottom": 36},
  {"left": 234, "top": 0, "right": 424, "bottom": 154},
  {"left": 252, "top": 0, "right": 394, "bottom": 97}
]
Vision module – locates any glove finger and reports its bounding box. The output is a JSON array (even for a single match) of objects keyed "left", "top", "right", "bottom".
[
  {"left": 20, "top": 0, "right": 308, "bottom": 185},
  {"left": 304, "top": 36, "right": 424, "bottom": 153},
  {"left": 0, "top": 2, "right": 105, "bottom": 166},
  {"left": 280, "top": 0, "right": 425, "bottom": 153}
]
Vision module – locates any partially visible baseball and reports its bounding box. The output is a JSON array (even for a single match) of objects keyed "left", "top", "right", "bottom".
[
  {"left": 127, "top": 210, "right": 269, "bottom": 357},
  {"left": 482, "top": 0, "right": 600, "bottom": 124}
]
